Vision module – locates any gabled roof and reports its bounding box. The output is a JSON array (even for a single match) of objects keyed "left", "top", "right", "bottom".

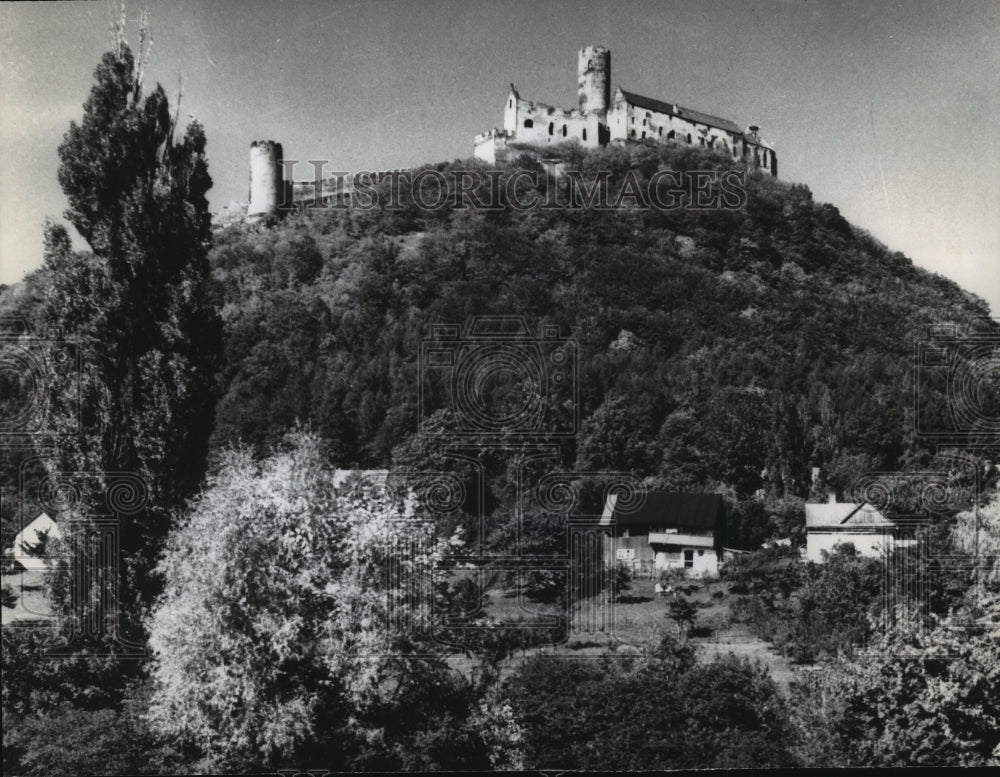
[
  {"left": 604, "top": 492, "right": 723, "bottom": 529},
  {"left": 8, "top": 512, "right": 59, "bottom": 555},
  {"left": 618, "top": 89, "right": 743, "bottom": 135},
  {"left": 805, "top": 502, "right": 893, "bottom": 529}
]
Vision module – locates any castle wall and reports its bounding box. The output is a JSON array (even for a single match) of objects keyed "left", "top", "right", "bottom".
[
  {"left": 506, "top": 96, "right": 603, "bottom": 150},
  {"left": 608, "top": 94, "right": 777, "bottom": 176},
  {"left": 608, "top": 97, "right": 739, "bottom": 153}
]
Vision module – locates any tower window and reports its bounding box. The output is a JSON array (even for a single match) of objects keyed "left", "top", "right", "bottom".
[
  {"left": 548, "top": 122, "right": 554, "bottom": 135},
  {"left": 687, "top": 133, "right": 692, "bottom": 143},
  {"left": 524, "top": 119, "right": 533, "bottom": 128},
  {"left": 509, "top": 99, "right": 512, "bottom": 108},
  {"left": 641, "top": 131, "right": 646, "bottom": 139},
  {"left": 582, "top": 128, "right": 587, "bottom": 141},
  {"left": 667, "top": 130, "right": 675, "bottom": 140}
]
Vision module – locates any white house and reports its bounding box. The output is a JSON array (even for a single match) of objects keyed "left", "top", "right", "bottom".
[
  {"left": 805, "top": 496, "right": 898, "bottom": 562},
  {"left": 4, "top": 511, "right": 61, "bottom": 572},
  {"left": 600, "top": 492, "right": 724, "bottom": 577}
]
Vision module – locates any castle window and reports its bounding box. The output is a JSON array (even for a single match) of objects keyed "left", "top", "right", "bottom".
[
  {"left": 509, "top": 99, "right": 512, "bottom": 108},
  {"left": 630, "top": 129, "right": 636, "bottom": 138},
  {"left": 548, "top": 122, "right": 554, "bottom": 136},
  {"left": 668, "top": 129, "right": 675, "bottom": 140},
  {"left": 562, "top": 125, "right": 567, "bottom": 137},
  {"left": 687, "top": 133, "right": 692, "bottom": 143},
  {"left": 641, "top": 131, "right": 646, "bottom": 139},
  {"left": 524, "top": 119, "right": 533, "bottom": 128},
  {"left": 658, "top": 127, "right": 663, "bottom": 136},
  {"left": 582, "top": 128, "right": 587, "bottom": 141},
  {"left": 631, "top": 116, "right": 635, "bottom": 124}
]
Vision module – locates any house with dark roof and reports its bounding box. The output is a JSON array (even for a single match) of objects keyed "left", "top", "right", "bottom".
[{"left": 600, "top": 492, "right": 725, "bottom": 576}]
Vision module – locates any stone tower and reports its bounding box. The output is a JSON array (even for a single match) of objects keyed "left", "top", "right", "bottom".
[
  {"left": 248, "top": 140, "right": 284, "bottom": 222},
  {"left": 577, "top": 45, "right": 611, "bottom": 115}
]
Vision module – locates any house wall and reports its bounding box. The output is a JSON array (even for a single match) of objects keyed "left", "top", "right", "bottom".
[
  {"left": 806, "top": 530, "right": 894, "bottom": 563},
  {"left": 653, "top": 545, "right": 719, "bottom": 576},
  {"left": 604, "top": 531, "right": 719, "bottom": 577}
]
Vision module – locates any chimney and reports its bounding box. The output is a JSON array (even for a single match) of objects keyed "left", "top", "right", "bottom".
[{"left": 827, "top": 491, "right": 837, "bottom": 504}]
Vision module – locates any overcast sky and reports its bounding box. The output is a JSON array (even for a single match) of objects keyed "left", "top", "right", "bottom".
[{"left": 2, "top": 0, "right": 998, "bottom": 314}]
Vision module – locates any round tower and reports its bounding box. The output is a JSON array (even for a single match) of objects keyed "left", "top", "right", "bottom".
[
  {"left": 248, "top": 140, "right": 284, "bottom": 221},
  {"left": 577, "top": 46, "right": 611, "bottom": 115}
]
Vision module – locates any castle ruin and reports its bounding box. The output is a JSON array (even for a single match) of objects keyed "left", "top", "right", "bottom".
[
  {"left": 474, "top": 46, "right": 777, "bottom": 176},
  {"left": 244, "top": 46, "right": 778, "bottom": 220}
]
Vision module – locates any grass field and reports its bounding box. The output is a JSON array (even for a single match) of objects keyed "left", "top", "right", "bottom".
[{"left": 447, "top": 574, "right": 802, "bottom": 688}]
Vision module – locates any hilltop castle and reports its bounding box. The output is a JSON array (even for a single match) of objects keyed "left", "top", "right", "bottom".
[
  {"left": 474, "top": 45, "right": 777, "bottom": 176},
  {"left": 243, "top": 45, "right": 777, "bottom": 221}
]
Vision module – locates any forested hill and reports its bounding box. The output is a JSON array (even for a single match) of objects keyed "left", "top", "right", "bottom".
[
  {"left": 3, "top": 143, "right": 990, "bottom": 510},
  {"left": 200, "top": 142, "right": 994, "bottom": 499}
]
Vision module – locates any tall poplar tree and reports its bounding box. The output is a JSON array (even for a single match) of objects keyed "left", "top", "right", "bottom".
[{"left": 41, "top": 11, "right": 220, "bottom": 619}]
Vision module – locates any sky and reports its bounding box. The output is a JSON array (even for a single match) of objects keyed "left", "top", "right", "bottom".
[{"left": 2, "top": 0, "right": 999, "bottom": 314}]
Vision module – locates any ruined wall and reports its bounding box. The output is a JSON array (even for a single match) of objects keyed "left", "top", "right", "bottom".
[
  {"left": 248, "top": 140, "right": 284, "bottom": 221},
  {"left": 506, "top": 95, "right": 602, "bottom": 150}
]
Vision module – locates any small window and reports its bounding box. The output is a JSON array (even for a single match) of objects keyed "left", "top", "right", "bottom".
[
  {"left": 698, "top": 549, "right": 704, "bottom": 556},
  {"left": 524, "top": 118, "right": 533, "bottom": 128},
  {"left": 548, "top": 122, "right": 554, "bottom": 136},
  {"left": 667, "top": 129, "right": 675, "bottom": 140},
  {"left": 631, "top": 116, "right": 635, "bottom": 124},
  {"left": 641, "top": 131, "right": 646, "bottom": 139},
  {"left": 562, "top": 125, "right": 567, "bottom": 137},
  {"left": 642, "top": 118, "right": 647, "bottom": 126},
  {"left": 509, "top": 99, "right": 512, "bottom": 108},
  {"left": 630, "top": 129, "right": 636, "bottom": 138},
  {"left": 582, "top": 128, "right": 587, "bottom": 141},
  {"left": 658, "top": 127, "right": 663, "bottom": 136},
  {"left": 687, "top": 133, "right": 692, "bottom": 143},
  {"left": 683, "top": 549, "right": 694, "bottom": 568}
]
